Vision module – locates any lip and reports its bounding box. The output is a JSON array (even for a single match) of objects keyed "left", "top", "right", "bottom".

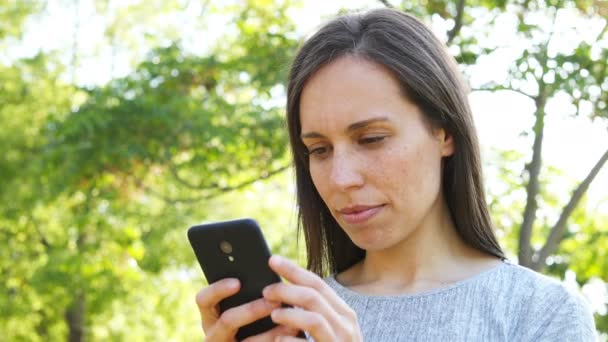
[{"left": 337, "top": 205, "right": 385, "bottom": 224}]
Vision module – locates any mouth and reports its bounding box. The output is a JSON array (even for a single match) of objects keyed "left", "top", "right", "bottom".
[{"left": 337, "top": 204, "right": 385, "bottom": 224}]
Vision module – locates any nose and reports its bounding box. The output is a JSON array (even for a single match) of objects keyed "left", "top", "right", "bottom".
[{"left": 329, "top": 148, "right": 364, "bottom": 190}]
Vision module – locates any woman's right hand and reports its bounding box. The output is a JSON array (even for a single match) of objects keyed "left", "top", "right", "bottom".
[{"left": 195, "top": 278, "right": 300, "bottom": 341}]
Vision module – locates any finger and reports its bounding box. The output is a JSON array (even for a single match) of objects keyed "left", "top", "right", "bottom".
[
  {"left": 242, "top": 324, "right": 300, "bottom": 342},
  {"left": 263, "top": 282, "right": 338, "bottom": 327},
  {"left": 208, "top": 298, "right": 281, "bottom": 341},
  {"left": 271, "top": 307, "right": 335, "bottom": 342},
  {"left": 195, "top": 278, "right": 240, "bottom": 331},
  {"left": 269, "top": 256, "right": 353, "bottom": 316}
]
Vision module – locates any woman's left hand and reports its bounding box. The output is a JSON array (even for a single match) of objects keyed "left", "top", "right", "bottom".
[{"left": 262, "top": 255, "right": 363, "bottom": 342}]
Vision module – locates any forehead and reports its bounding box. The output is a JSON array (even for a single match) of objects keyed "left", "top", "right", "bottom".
[{"left": 298, "top": 56, "right": 413, "bottom": 132}]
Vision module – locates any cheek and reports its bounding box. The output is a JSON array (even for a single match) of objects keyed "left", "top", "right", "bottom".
[
  {"left": 309, "top": 163, "right": 328, "bottom": 197},
  {"left": 380, "top": 143, "right": 441, "bottom": 199},
  {"left": 409, "top": 144, "right": 443, "bottom": 195},
  {"left": 380, "top": 150, "right": 411, "bottom": 192}
]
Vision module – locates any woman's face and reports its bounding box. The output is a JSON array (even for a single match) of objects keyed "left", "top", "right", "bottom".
[{"left": 299, "top": 56, "right": 454, "bottom": 251}]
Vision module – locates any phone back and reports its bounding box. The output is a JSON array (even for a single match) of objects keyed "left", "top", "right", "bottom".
[{"left": 187, "top": 218, "right": 280, "bottom": 340}]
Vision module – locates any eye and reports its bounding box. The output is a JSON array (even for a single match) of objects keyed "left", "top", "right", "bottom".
[
  {"left": 305, "top": 145, "right": 331, "bottom": 158},
  {"left": 359, "top": 135, "right": 387, "bottom": 145}
]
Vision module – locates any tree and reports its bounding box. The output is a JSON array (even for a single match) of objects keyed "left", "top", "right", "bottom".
[{"left": 0, "top": 1, "right": 301, "bottom": 340}]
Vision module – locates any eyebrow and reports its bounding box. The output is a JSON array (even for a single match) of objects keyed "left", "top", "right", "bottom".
[{"left": 300, "top": 116, "right": 390, "bottom": 139}]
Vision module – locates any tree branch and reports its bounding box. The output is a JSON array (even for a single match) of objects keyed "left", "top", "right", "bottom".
[
  {"left": 518, "top": 92, "right": 546, "bottom": 267},
  {"left": 377, "top": 0, "right": 394, "bottom": 8},
  {"left": 472, "top": 86, "right": 536, "bottom": 101},
  {"left": 164, "top": 150, "right": 285, "bottom": 192},
  {"left": 134, "top": 164, "right": 291, "bottom": 204},
  {"left": 447, "top": 0, "right": 466, "bottom": 45},
  {"left": 532, "top": 146, "right": 608, "bottom": 270},
  {"left": 517, "top": 9, "right": 565, "bottom": 268},
  {"left": 528, "top": 15, "right": 608, "bottom": 269},
  {"left": 32, "top": 217, "right": 51, "bottom": 249},
  {"left": 596, "top": 19, "right": 608, "bottom": 42},
  {"left": 165, "top": 150, "right": 216, "bottom": 190}
]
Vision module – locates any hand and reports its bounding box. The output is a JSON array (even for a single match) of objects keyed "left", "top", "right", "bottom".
[
  {"left": 195, "top": 278, "right": 300, "bottom": 341},
  {"left": 262, "top": 255, "right": 363, "bottom": 342}
]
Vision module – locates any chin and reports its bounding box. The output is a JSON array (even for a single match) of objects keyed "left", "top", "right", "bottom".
[
  {"left": 350, "top": 234, "right": 395, "bottom": 251},
  {"left": 349, "top": 225, "right": 413, "bottom": 252}
]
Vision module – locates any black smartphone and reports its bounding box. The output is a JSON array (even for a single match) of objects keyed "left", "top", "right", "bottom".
[{"left": 187, "top": 218, "right": 281, "bottom": 340}]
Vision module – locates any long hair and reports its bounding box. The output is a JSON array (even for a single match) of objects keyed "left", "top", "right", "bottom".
[{"left": 286, "top": 8, "right": 504, "bottom": 276}]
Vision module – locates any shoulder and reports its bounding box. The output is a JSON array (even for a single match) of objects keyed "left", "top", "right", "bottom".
[
  {"left": 497, "top": 261, "right": 586, "bottom": 305},
  {"left": 496, "top": 262, "right": 596, "bottom": 340}
]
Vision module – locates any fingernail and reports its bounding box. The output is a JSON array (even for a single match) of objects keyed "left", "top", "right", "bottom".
[
  {"left": 270, "top": 255, "right": 282, "bottom": 266},
  {"left": 227, "top": 279, "right": 239, "bottom": 288}
]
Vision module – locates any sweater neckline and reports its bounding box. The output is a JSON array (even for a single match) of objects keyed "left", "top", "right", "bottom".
[{"left": 327, "top": 259, "right": 511, "bottom": 300}]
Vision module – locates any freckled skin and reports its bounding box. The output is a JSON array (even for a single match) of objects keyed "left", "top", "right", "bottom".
[{"left": 299, "top": 56, "right": 454, "bottom": 252}]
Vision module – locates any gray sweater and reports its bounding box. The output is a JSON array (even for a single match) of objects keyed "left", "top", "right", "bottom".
[{"left": 326, "top": 260, "right": 597, "bottom": 341}]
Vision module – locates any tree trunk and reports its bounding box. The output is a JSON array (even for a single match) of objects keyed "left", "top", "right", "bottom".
[
  {"left": 518, "top": 93, "right": 546, "bottom": 267},
  {"left": 65, "top": 292, "right": 86, "bottom": 342}
]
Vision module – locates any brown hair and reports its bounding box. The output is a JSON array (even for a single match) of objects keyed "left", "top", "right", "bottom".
[{"left": 286, "top": 8, "right": 504, "bottom": 276}]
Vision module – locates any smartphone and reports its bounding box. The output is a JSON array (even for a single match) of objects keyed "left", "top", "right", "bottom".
[{"left": 187, "top": 218, "right": 281, "bottom": 340}]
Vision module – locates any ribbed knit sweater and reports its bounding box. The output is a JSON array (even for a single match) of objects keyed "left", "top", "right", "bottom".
[{"left": 325, "top": 260, "right": 596, "bottom": 341}]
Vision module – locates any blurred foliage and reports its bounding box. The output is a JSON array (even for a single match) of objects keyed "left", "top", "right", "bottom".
[
  {"left": 0, "top": 0, "right": 43, "bottom": 40},
  {"left": 0, "top": 0, "right": 300, "bottom": 340},
  {"left": 0, "top": 0, "right": 607, "bottom": 340}
]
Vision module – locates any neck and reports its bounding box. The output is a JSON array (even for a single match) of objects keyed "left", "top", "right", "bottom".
[{"left": 338, "top": 198, "right": 499, "bottom": 294}]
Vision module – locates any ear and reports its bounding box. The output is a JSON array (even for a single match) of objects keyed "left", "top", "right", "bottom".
[{"left": 434, "top": 128, "right": 455, "bottom": 157}]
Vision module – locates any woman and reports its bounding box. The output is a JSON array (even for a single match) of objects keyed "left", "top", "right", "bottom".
[{"left": 195, "top": 8, "right": 596, "bottom": 341}]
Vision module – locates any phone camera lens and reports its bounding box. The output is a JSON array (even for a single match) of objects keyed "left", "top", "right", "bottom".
[{"left": 219, "top": 241, "right": 233, "bottom": 254}]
